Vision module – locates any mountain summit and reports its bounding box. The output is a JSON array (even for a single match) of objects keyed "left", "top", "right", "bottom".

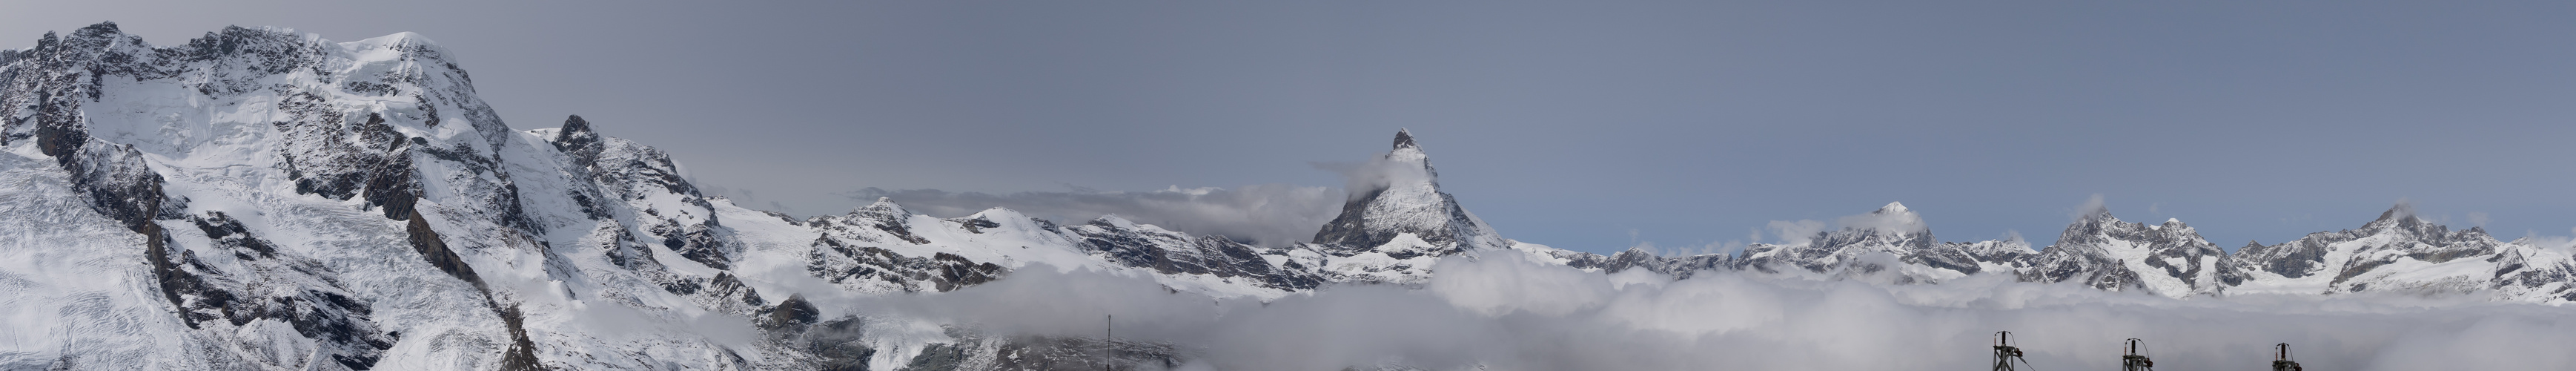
[
  {"left": 1310, "top": 129, "right": 1508, "bottom": 257},
  {"left": 7, "top": 23, "right": 2576, "bottom": 371}
]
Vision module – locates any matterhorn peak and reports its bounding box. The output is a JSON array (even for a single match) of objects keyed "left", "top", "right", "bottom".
[
  {"left": 1384, "top": 128, "right": 1433, "bottom": 167},
  {"left": 1310, "top": 130, "right": 1506, "bottom": 256},
  {"left": 1874, "top": 202, "right": 1910, "bottom": 214}
]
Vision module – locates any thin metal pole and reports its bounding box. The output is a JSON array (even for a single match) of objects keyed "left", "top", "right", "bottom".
[{"left": 1105, "top": 315, "right": 1113, "bottom": 371}]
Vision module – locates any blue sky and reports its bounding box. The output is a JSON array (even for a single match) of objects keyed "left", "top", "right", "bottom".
[{"left": 7, "top": 0, "right": 2571, "bottom": 253}]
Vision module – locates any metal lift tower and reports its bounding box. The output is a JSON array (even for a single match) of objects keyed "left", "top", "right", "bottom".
[
  {"left": 1992, "top": 332, "right": 2031, "bottom": 371},
  {"left": 2273, "top": 343, "right": 2303, "bottom": 371},
  {"left": 2121, "top": 338, "right": 2153, "bottom": 371}
]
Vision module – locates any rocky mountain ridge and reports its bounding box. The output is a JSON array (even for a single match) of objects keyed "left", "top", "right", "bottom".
[{"left": 4, "top": 22, "right": 2572, "bottom": 371}]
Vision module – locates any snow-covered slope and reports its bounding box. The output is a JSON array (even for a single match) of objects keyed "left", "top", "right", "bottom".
[
  {"left": 1731, "top": 203, "right": 2028, "bottom": 284},
  {"left": 0, "top": 22, "right": 1254, "bottom": 370},
  {"left": 2023, "top": 208, "right": 2240, "bottom": 298},
  {"left": 2228, "top": 204, "right": 2563, "bottom": 301},
  {"left": 6, "top": 22, "right": 2576, "bottom": 371}
]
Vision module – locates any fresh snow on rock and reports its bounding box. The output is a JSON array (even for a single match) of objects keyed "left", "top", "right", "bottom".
[{"left": 5, "top": 22, "right": 2576, "bottom": 371}]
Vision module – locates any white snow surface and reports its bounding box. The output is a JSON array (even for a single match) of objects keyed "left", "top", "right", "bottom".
[{"left": 5, "top": 24, "right": 2576, "bottom": 371}]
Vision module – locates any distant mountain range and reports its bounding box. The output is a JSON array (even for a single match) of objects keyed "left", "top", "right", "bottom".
[{"left": 2, "top": 22, "right": 2566, "bottom": 370}]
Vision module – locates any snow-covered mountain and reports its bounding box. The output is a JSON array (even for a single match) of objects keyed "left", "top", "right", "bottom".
[
  {"left": 1732, "top": 203, "right": 2030, "bottom": 284},
  {"left": 4, "top": 22, "right": 2575, "bottom": 370},
  {"left": 2021, "top": 208, "right": 2242, "bottom": 298},
  {"left": 2228, "top": 204, "right": 2576, "bottom": 301},
  {"left": 1308, "top": 129, "right": 1509, "bottom": 257}
]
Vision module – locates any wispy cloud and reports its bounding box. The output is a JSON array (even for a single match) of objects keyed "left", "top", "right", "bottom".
[
  {"left": 1309, "top": 157, "right": 1433, "bottom": 203},
  {"left": 2073, "top": 194, "right": 2109, "bottom": 220},
  {"left": 1765, "top": 219, "right": 1828, "bottom": 245}
]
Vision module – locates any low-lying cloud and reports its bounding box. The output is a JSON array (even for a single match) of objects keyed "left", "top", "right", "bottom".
[
  {"left": 858, "top": 253, "right": 2576, "bottom": 370},
  {"left": 1309, "top": 157, "right": 1432, "bottom": 203},
  {"left": 846, "top": 186, "right": 1340, "bottom": 247}
]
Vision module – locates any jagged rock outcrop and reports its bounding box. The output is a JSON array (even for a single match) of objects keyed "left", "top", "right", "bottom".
[
  {"left": 1574, "top": 248, "right": 1734, "bottom": 279},
  {"left": 1729, "top": 203, "right": 2026, "bottom": 284},
  {"left": 1, "top": 22, "right": 507, "bottom": 370},
  {"left": 2228, "top": 204, "right": 2525, "bottom": 296},
  {"left": 539, "top": 115, "right": 734, "bottom": 270},
  {"left": 2022, "top": 208, "right": 2239, "bottom": 298},
  {"left": 1068, "top": 215, "right": 1323, "bottom": 291},
  {"left": 8, "top": 21, "right": 2576, "bottom": 371}
]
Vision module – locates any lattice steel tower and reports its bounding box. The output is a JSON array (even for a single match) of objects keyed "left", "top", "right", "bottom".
[
  {"left": 2121, "top": 338, "right": 2154, "bottom": 371},
  {"left": 2272, "top": 343, "right": 2303, "bottom": 371},
  {"left": 1992, "top": 332, "right": 2030, "bottom": 371}
]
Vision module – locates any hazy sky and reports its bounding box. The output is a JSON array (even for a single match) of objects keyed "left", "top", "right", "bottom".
[{"left": 7, "top": 0, "right": 2571, "bottom": 254}]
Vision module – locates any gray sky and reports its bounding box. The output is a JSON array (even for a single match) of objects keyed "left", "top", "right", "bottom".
[{"left": 8, "top": 0, "right": 2572, "bottom": 254}]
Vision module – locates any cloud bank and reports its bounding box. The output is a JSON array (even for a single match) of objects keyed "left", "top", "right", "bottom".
[
  {"left": 846, "top": 186, "right": 1340, "bottom": 247},
  {"left": 860, "top": 254, "right": 2576, "bottom": 370}
]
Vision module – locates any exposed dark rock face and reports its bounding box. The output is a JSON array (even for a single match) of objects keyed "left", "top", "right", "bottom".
[
  {"left": 806, "top": 237, "right": 1010, "bottom": 293},
  {"left": 957, "top": 216, "right": 1004, "bottom": 234},
  {"left": 663, "top": 226, "right": 730, "bottom": 269},
  {"left": 193, "top": 212, "right": 278, "bottom": 258},
  {"left": 497, "top": 306, "right": 544, "bottom": 371},
  {"left": 707, "top": 272, "right": 766, "bottom": 307},
  {"left": 1070, "top": 217, "right": 1323, "bottom": 291},
  {"left": 47, "top": 140, "right": 182, "bottom": 232},
  {"left": 762, "top": 295, "right": 823, "bottom": 332},
  {"left": 142, "top": 211, "right": 395, "bottom": 370},
  {"left": 407, "top": 206, "right": 488, "bottom": 292},
  {"left": 548, "top": 115, "right": 603, "bottom": 165},
  {"left": 765, "top": 315, "right": 875, "bottom": 371},
  {"left": 932, "top": 253, "right": 1006, "bottom": 292}
]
